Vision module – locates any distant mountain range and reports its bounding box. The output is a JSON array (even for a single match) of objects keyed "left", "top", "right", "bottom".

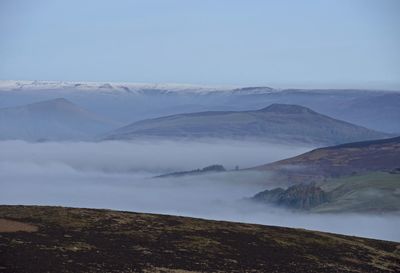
[
  {"left": 0, "top": 98, "right": 390, "bottom": 143},
  {"left": 1, "top": 80, "right": 399, "bottom": 133},
  {"left": 104, "top": 104, "right": 389, "bottom": 145},
  {"left": 0, "top": 98, "right": 121, "bottom": 141},
  {"left": 0, "top": 96, "right": 392, "bottom": 144}
]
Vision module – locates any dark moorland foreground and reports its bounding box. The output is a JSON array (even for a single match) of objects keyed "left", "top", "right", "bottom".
[{"left": 1, "top": 205, "right": 399, "bottom": 273}]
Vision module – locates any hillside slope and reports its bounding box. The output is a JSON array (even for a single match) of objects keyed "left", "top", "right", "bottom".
[
  {"left": 252, "top": 172, "right": 400, "bottom": 213},
  {"left": 0, "top": 98, "right": 121, "bottom": 141},
  {"left": 1, "top": 205, "right": 399, "bottom": 273},
  {"left": 252, "top": 136, "right": 400, "bottom": 184},
  {"left": 104, "top": 104, "right": 388, "bottom": 145}
]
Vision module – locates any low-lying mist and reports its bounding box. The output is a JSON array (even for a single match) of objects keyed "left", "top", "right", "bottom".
[
  {"left": 0, "top": 140, "right": 311, "bottom": 173},
  {"left": 1, "top": 140, "right": 399, "bottom": 242}
]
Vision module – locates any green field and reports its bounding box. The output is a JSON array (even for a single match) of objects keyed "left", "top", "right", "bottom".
[{"left": 314, "top": 172, "right": 400, "bottom": 213}]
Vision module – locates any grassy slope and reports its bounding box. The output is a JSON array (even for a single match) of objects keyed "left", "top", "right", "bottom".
[
  {"left": 313, "top": 172, "right": 400, "bottom": 213},
  {"left": 1, "top": 205, "right": 400, "bottom": 273}
]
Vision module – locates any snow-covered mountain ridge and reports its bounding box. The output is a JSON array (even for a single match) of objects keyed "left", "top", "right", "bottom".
[
  {"left": 0, "top": 80, "right": 271, "bottom": 94},
  {"left": 1, "top": 80, "right": 398, "bottom": 94}
]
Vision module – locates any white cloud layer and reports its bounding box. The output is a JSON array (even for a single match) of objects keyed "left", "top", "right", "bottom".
[{"left": 1, "top": 140, "right": 399, "bottom": 242}]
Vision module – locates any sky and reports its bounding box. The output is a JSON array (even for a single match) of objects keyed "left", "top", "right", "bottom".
[{"left": 0, "top": 0, "right": 399, "bottom": 89}]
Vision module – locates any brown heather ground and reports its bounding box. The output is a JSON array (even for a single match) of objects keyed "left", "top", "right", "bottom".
[{"left": 0, "top": 205, "right": 399, "bottom": 273}]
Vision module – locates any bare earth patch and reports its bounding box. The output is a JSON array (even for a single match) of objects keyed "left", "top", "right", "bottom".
[{"left": 0, "top": 219, "right": 38, "bottom": 233}]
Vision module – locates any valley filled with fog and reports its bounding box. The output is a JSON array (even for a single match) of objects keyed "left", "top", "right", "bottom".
[
  {"left": 1, "top": 139, "right": 399, "bottom": 242},
  {"left": 2, "top": 2, "right": 400, "bottom": 271}
]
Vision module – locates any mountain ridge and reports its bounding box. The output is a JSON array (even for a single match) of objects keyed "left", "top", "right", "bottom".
[
  {"left": 1, "top": 80, "right": 399, "bottom": 133},
  {"left": 104, "top": 104, "right": 389, "bottom": 145},
  {"left": 0, "top": 98, "right": 121, "bottom": 141},
  {"left": 252, "top": 136, "right": 400, "bottom": 184}
]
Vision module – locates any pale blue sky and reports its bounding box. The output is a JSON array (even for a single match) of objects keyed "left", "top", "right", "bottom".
[{"left": 0, "top": 0, "right": 399, "bottom": 89}]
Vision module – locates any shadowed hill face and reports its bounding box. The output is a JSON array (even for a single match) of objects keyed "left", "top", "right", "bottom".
[
  {"left": 253, "top": 183, "right": 329, "bottom": 210},
  {"left": 0, "top": 98, "right": 121, "bottom": 141},
  {"left": 1, "top": 205, "right": 399, "bottom": 273},
  {"left": 104, "top": 104, "right": 388, "bottom": 145},
  {"left": 253, "top": 136, "right": 400, "bottom": 184}
]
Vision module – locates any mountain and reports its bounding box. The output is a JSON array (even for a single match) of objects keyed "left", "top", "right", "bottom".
[
  {"left": 0, "top": 98, "right": 121, "bottom": 141},
  {"left": 104, "top": 104, "right": 388, "bottom": 145},
  {"left": 330, "top": 92, "right": 400, "bottom": 133},
  {"left": 1, "top": 205, "right": 399, "bottom": 273},
  {"left": 1, "top": 80, "right": 400, "bottom": 134},
  {"left": 252, "top": 136, "right": 400, "bottom": 184}
]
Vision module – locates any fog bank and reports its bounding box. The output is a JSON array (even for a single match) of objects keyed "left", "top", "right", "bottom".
[
  {"left": 1, "top": 140, "right": 399, "bottom": 242},
  {"left": 0, "top": 140, "right": 311, "bottom": 173}
]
